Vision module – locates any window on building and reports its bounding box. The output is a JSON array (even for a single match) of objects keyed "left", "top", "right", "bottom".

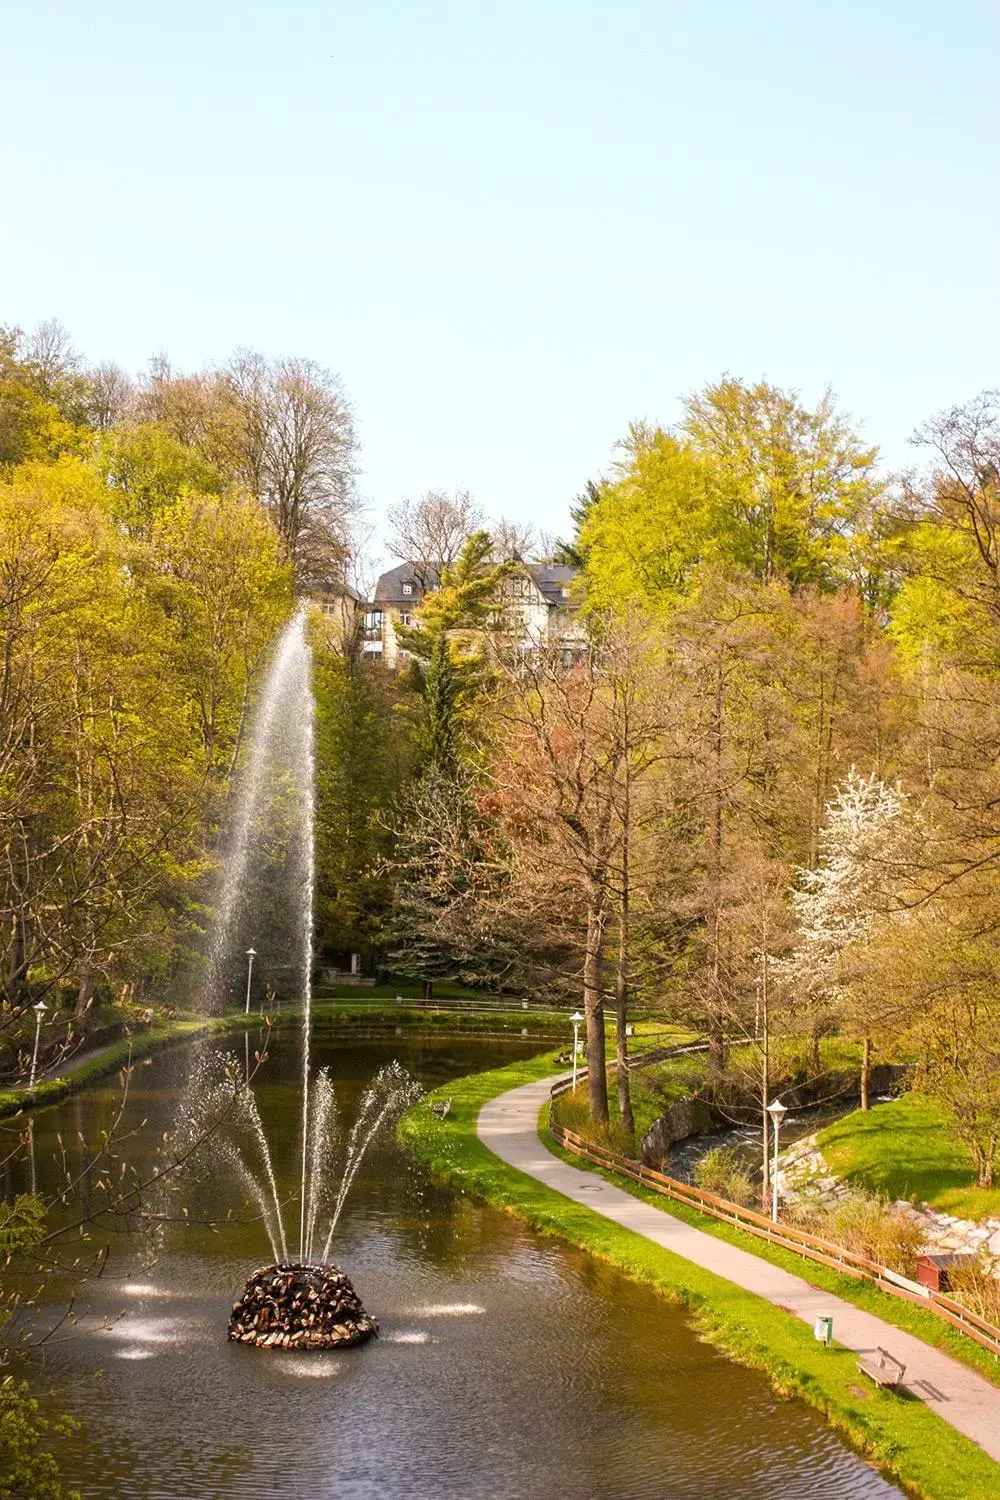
[
  {"left": 363, "top": 608, "right": 383, "bottom": 637},
  {"left": 398, "top": 610, "right": 413, "bottom": 627},
  {"left": 402, "top": 581, "right": 413, "bottom": 596}
]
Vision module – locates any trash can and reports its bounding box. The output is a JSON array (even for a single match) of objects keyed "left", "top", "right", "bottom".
[{"left": 813, "top": 1315, "right": 834, "bottom": 1347}]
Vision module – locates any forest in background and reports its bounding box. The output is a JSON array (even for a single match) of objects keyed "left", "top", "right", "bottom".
[
  {"left": 6, "top": 316, "right": 1000, "bottom": 1494},
  {"left": 4, "top": 316, "right": 1000, "bottom": 1191}
]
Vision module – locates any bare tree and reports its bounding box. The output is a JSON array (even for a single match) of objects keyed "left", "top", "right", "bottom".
[
  {"left": 488, "top": 624, "right": 667, "bottom": 1124},
  {"left": 912, "top": 390, "right": 1000, "bottom": 616},
  {"left": 21, "top": 318, "right": 81, "bottom": 397},
  {"left": 85, "top": 361, "right": 136, "bottom": 430},
  {"left": 223, "top": 351, "right": 359, "bottom": 587},
  {"left": 385, "top": 487, "right": 484, "bottom": 584},
  {"left": 490, "top": 517, "right": 536, "bottom": 563}
]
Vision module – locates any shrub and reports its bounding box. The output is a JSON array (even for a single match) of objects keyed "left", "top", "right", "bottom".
[
  {"left": 693, "top": 1146, "right": 756, "bottom": 1206},
  {"left": 549, "top": 1090, "right": 635, "bottom": 1155},
  {"left": 944, "top": 1253, "right": 1000, "bottom": 1326},
  {"left": 788, "top": 1188, "right": 923, "bottom": 1274}
]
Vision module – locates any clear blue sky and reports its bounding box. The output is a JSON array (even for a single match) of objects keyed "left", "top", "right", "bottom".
[{"left": 3, "top": 0, "right": 998, "bottom": 550}]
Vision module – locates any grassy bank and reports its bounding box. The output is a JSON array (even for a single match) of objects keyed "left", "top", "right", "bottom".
[
  {"left": 817, "top": 1095, "right": 1000, "bottom": 1223},
  {"left": 0, "top": 1001, "right": 567, "bottom": 1120},
  {"left": 400, "top": 1053, "right": 1000, "bottom": 1500},
  {"left": 0, "top": 1017, "right": 211, "bottom": 1117}
]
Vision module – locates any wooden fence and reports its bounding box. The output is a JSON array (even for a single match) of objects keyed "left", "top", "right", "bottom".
[{"left": 548, "top": 1073, "right": 1000, "bottom": 1359}]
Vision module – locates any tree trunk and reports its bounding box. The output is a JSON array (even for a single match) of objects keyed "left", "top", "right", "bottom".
[
  {"left": 74, "top": 968, "right": 96, "bottom": 1019},
  {"left": 760, "top": 997, "right": 771, "bottom": 1215},
  {"left": 615, "top": 904, "right": 634, "bottom": 1147},
  {"left": 707, "top": 657, "right": 727, "bottom": 1084},
  {"left": 860, "top": 1035, "right": 872, "bottom": 1113},
  {"left": 808, "top": 1024, "right": 821, "bottom": 1076},
  {"left": 421, "top": 979, "right": 434, "bottom": 1001},
  {"left": 977, "top": 1138, "right": 996, "bottom": 1189},
  {"left": 584, "top": 901, "right": 609, "bottom": 1123},
  {"left": 615, "top": 766, "right": 634, "bottom": 1146},
  {"left": 7, "top": 911, "right": 29, "bottom": 997}
]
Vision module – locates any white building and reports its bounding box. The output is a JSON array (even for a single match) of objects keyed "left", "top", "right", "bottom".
[{"left": 364, "top": 561, "right": 584, "bottom": 670}]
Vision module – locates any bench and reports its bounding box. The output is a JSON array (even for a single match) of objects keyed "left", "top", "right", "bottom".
[
  {"left": 858, "top": 1347, "right": 906, "bottom": 1389},
  {"left": 429, "top": 1098, "right": 452, "bottom": 1120}
]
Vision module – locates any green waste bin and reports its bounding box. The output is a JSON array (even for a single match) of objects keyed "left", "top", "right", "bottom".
[{"left": 813, "top": 1315, "right": 833, "bottom": 1348}]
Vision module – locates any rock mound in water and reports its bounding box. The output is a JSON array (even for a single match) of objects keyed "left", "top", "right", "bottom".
[{"left": 228, "top": 1264, "right": 378, "bottom": 1350}]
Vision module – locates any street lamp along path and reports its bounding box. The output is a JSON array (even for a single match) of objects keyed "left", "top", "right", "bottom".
[
  {"left": 29, "top": 1001, "right": 48, "bottom": 1089},
  {"left": 244, "top": 947, "right": 257, "bottom": 1015},
  {"left": 766, "top": 1097, "right": 787, "bottom": 1222},
  {"left": 570, "top": 1011, "right": 584, "bottom": 1093}
]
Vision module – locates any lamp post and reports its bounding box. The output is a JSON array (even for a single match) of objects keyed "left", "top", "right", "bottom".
[
  {"left": 570, "top": 1011, "right": 584, "bottom": 1092},
  {"left": 244, "top": 947, "right": 257, "bottom": 1015},
  {"left": 766, "top": 1097, "right": 787, "bottom": 1221},
  {"left": 29, "top": 1001, "right": 48, "bottom": 1089}
]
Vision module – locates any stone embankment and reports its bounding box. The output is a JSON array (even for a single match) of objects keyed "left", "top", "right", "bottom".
[
  {"left": 229, "top": 1263, "right": 378, "bottom": 1349},
  {"left": 778, "top": 1135, "right": 1000, "bottom": 1260}
]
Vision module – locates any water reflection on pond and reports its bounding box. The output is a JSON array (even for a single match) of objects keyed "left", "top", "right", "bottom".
[{"left": 14, "top": 1031, "right": 903, "bottom": 1499}]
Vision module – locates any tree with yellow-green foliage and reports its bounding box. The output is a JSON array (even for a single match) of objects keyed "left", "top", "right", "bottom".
[
  {"left": 578, "top": 379, "right": 885, "bottom": 615},
  {"left": 0, "top": 425, "right": 291, "bottom": 1027}
]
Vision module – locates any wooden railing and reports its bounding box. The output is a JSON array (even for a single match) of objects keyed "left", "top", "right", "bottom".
[{"left": 548, "top": 1073, "right": 1000, "bottom": 1359}]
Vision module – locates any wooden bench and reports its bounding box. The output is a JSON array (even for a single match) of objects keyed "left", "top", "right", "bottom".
[
  {"left": 429, "top": 1097, "right": 452, "bottom": 1120},
  {"left": 858, "top": 1347, "right": 906, "bottom": 1389}
]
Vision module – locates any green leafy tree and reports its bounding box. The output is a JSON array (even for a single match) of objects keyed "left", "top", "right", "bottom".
[
  {"left": 384, "top": 531, "right": 514, "bottom": 993},
  {"left": 312, "top": 630, "right": 413, "bottom": 964},
  {"left": 579, "top": 379, "right": 883, "bottom": 615}
]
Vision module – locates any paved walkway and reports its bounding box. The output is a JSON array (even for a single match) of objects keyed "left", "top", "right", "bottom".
[
  {"left": 478, "top": 1074, "right": 1000, "bottom": 1462},
  {"left": 45, "top": 1038, "right": 119, "bottom": 1080}
]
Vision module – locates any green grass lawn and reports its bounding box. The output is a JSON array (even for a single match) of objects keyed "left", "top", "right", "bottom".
[
  {"left": 400, "top": 1053, "right": 1000, "bottom": 1500},
  {"left": 817, "top": 1094, "right": 1000, "bottom": 1223}
]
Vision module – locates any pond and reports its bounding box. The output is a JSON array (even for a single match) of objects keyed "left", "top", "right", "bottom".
[{"left": 8, "top": 1029, "right": 903, "bottom": 1499}]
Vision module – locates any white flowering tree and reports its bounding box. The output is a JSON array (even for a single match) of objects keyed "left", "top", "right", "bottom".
[{"left": 787, "top": 770, "right": 913, "bottom": 1108}]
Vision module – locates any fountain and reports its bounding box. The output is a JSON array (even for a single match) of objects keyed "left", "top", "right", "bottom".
[{"left": 185, "top": 606, "right": 421, "bottom": 1350}]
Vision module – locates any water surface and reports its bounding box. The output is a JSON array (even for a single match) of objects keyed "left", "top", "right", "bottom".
[{"left": 13, "top": 1032, "right": 903, "bottom": 1499}]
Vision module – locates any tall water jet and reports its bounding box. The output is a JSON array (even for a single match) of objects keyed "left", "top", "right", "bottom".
[
  {"left": 208, "top": 614, "right": 315, "bottom": 1005},
  {"left": 297, "top": 658, "right": 316, "bottom": 1264},
  {"left": 171, "top": 602, "right": 423, "bottom": 1351}
]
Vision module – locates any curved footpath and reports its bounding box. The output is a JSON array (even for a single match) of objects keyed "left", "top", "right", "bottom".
[{"left": 479, "top": 1073, "right": 1000, "bottom": 1464}]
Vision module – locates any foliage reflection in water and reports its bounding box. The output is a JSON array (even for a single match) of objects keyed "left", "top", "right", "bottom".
[{"left": 13, "top": 1034, "right": 905, "bottom": 1500}]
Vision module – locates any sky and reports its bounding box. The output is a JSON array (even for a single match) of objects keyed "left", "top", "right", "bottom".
[{"left": 3, "top": 0, "right": 999, "bottom": 557}]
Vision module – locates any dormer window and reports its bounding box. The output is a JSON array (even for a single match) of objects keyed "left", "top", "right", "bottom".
[{"left": 402, "top": 582, "right": 413, "bottom": 596}]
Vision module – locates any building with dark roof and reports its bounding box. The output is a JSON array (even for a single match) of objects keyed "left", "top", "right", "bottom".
[{"left": 364, "top": 560, "right": 584, "bottom": 668}]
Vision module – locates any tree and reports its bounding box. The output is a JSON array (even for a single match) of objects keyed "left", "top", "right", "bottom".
[
  {"left": 384, "top": 763, "right": 521, "bottom": 996},
  {"left": 485, "top": 628, "right": 666, "bottom": 1124},
  {"left": 312, "top": 627, "right": 413, "bottom": 964},
  {"left": 681, "top": 377, "right": 882, "bottom": 591},
  {"left": 785, "top": 771, "right": 913, "bottom": 1106},
  {"left": 578, "top": 432, "right": 718, "bottom": 613},
  {"left": 385, "top": 487, "right": 484, "bottom": 584},
  {"left": 700, "top": 852, "right": 796, "bottom": 1210},
  {"left": 222, "top": 351, "right": 358, "bottom": 587},
  {"left": 383, "top": 533, "right": 512, "bottom": 994},
  {"left": 489, "top": 517, "right": 537, "bottom": 563},
  {"left": 0, "top": 459, "right": 291, "bottom": 1017},
  {"left": 578, "top": 380, "right": 884, "bottom": 615},
  {"left": 602, "top": 617, "right": 673, "bottom": 1139},
  {"left": 664, "top": 574, "right": 802, "bottom": 1077},
  {"left": 97, "top": 422, "right": 224, "bottom": 538},
  {"left": 83, "top": 361, "right": 135, "bottom": 431},
  {"left": 395, "top": 530, "right": 510, "bottom": 773},
  {"left": 134, "top": 348, "right": 359, "bottom": 587}
]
